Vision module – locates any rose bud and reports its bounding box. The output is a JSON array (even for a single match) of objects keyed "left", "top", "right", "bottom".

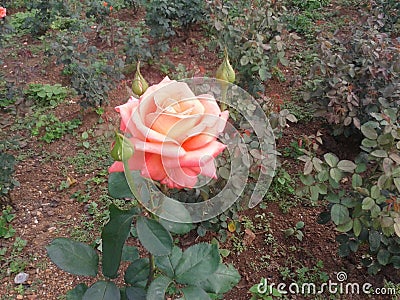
[
  {"left": 110, "top": 132, "right": 135, "bottom": 162},
  {"left": 216, "top": 47, "right": 235, "bottom": 84},
  {"left": 132, "top": 61, "right": 148, "bottom": 97}
]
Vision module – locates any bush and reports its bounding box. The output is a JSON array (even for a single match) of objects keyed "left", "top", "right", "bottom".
[
  {"left": 299, "top": 100, "right": 400, "bottom": 274},
  {"left": 306, "top": 24, "right": 400, "bottom": 136},
  {"left": 206, "top": 0, "right": 288, "bottom": 95}
]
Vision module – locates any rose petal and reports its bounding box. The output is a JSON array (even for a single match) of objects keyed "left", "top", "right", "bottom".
[
  {"left": 182, "top": 133, "right": 216, "bottom": 151},
  {"left": 116, "top": 96, "right": 139, "bottom": 132},
  {"left": 132, "top": 138, "right": 186, "bottom": 157},
  {"left": 142, "top": 153, "right": 167, "bottom": 181},
  {"left": 163, "top": 167, "right": 198, "bottom": 189},
  {"left": 146, "top": 113, "right": 202, "bottom": 141},
  {"left": 162, "top": 140, "right": 226, "bottom": 168},
  {"left": 198, "top": 158, "right": 218, "bottom": 179}
]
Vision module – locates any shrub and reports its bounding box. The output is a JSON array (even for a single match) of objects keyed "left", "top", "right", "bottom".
[
  {"left": 306, "top": 24, "right": 400, "bottom": 136},
  {"left": 142, "top": 0, "right": 206, "bottom": 52},
  {"left": 206, "top": 0, "right": 288, "bottom": 95},
  {"left": 299, "top": 101, "right": 400, "bottom": 274}
]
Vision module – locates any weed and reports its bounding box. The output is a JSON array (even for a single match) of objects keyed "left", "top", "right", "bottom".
[
  {"left": 231, "top": 234, "right": 247, "bottom": 254},
  {"left": 0, "top": 206, "right": 16, "bottom": 238},
  {"left": 265, "top": 169, "right": 300, "bottom": 213},
  {"left": 24, "top": 83, "right": 68, "bottom": 107},
  {"left": 31, "top": 114, "right": 81, "bottom": 143},
  {"left": 283, "top": 221, "right": 305, "bottom": 241},
  {"left": 282, "top": 140, "right": 304, "bottom": 159}
]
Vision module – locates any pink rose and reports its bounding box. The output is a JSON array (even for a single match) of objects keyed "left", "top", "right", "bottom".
[
  {"left": 0, "top": 7, "right": 6, "bottom": 19},
  {"left": 109, "top": 77, "right": 229, "bottom": 189}
]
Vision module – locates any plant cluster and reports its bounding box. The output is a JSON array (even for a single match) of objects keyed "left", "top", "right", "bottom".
[
  {"left": 142, "top": 0, "right": 206, "bottom": 52},
  {"left": 49, "top": 31, "right": 125, "bottom": 108},
  {"left": 307, "top": 24, "right": 400, "bottom": 136},
  {"left": 24, "top": 83, "right": 68, "bottom": 107},
  {"left": 47, "top": 174, "right": 241, "bottom": 299},
  {"left": 206, "top": 0, "right": 288, "bottom": 95},
  {"left": 299, "top": 101, "right": 400, "bottom": 273},
  {"left": 0, "top": 142, "right": 19, "bottom": 205},
  {"left": 31, "top": 113, "right": 81, "bottom": 143}
]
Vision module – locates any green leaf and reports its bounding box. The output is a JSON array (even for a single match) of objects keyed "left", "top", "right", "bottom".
[
  {"left": 352, "top": 174, "right": 362, "bottom": 188},
  {"left": 66, "top": 283, "right": 88, "bottom": 300},
  {"left": 336, "top": 219, "right": 353, "bottom": 232},
  {"left": 153, "top": 199, "right": 192, "bottom": 229},
  {"left": 102, "top": 205, "right": 137, "bottom": 278},
  {"left": 377, "top": 249, "right": 391, "bottom": 266},
  {"left": 181, "top": 286, "right": 210, "bottom": 300},
  {"left": 370, "top": 185, "right": 381, "bottom": 199},
  {"left": 147, "top": 275, "right": 172, "bottom": 300},
  {"left": 369, "top": 230, "right": 381, "bottom": 252},
  {"left": 331, "top": 204, "right": 349, "bottom": 225},
  {"left": 337, "top": 160, "right": 357, "bottom": 172},
  {"left": 159, "top": 219, "right": 193, "bottom": 235},
  {"left": 136, "top": 216, "right": 173, "bottom": 256},
  {"left": 361, "top": 124, "right": 378, "bottom": 140},
  {"left": 391, "top": 256, "right": 400, "bottom": 268},
  {"left": 240, "top": 55, "right": 249, "bottom": 66},
  {"left": 324, "top": 153, "right": 339, "bottom": 167},
  {"left": 125, "top": 287, "right": 146, "bottom": 300},
  {"left": 362, "top": 197, "right": 375, "bottom": 210},
  {"left": 370, "top": 150, "right": 388, "bottom": 158},
  {"left": 83, "top": 281, "right": 120, "bottom": 300},
  {"left": 46, "top": 238, "right": 98, "bottom": 277},
  {"left": 108, "top": 172, "right": 134, "bottom": 199},
  {"left": 329, "top": 168, "right": 342, "bottom": 183},
  {"left": 394, "top": 178, "right": 400, "bottom": 194},
  {"left": 353, "top": 218, "right": 362, "bottom": 237},
  {"left": 121, "top": 246, "right": 139, "bottom": 262},
  {"left": 259, "top": 68, "right": 270, "bottom": 81},
  {"left": 300, "top": 174, "right": 314, "bottom": 186},
  {"left": 361, "top": 138, "right": 377, "bottom": 148},
  {"left": 310, "top": 185, "right": 319, "bottom": 202},
  {"left": 317, "top": 212, "right": 331, "bottom": 224},
  {"left": 175, "top": 243, "right": 220, "bottom": 284},
  {"left": 197, "top": 264, "right": 240, "bottom": 294},
  {"left": 155, "top": 246, "right": 182, "bottom": 278},
  {"left": 338, "top": 243, "right": 350, "bottom": 257},
  {"left": 124, "top": 258, "right": 150, "bottom": 285}
]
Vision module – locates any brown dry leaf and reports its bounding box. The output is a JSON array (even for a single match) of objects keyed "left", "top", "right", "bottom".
[{"left": 243, "top": 228, "right": 256, "bottom": 246}]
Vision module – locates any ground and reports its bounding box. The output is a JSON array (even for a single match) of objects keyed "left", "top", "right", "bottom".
[{"left": 0, "top": 2, "right": 399, "bottom": 300}]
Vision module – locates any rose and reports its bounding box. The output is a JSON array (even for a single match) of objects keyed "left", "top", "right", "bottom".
[
  {"left": 109, "top": 77, "right": 229, "bottom": 189},
  {"left": 0, "top": 7, "right": 6, "bottom": 19}
]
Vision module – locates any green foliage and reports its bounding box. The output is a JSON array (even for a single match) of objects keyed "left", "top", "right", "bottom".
[
  {"left": 0, "top": 237, "right": 28, "bottom": 277},
  {"left": 24, "top": 0, "right": 78, "bottom": 36},
  {"left": 287, "top": 0, "right": 330, "bottom": 11},
  {"left": 124, "top": 25, "right": 152, "bottom": 64},
  {"left": 0, "top": 149, "right": 18, "bottom": 198},
  {"left": 306, "top": 23, "right": 400, "bottom": 136},
  {"left": 0, "top": 206, "right": 16, "bottom": 238},
  {"left": 50, "top": 32, "right": 125, "bottom": 108},
  {"left": 142, "top": 0, "right": 206, "bottom": 51},
  {"left": 47, "top": 181, "right": 240, "bottom": 299},
  {"left": 283, "top": 221, "right": 305, "bottom": 241},
  {"left": 24, "top": 83, "right": 68, "bottom": 107},
  {"left": 31, "top": 114, "right": 81, "bottom": 143},
  {"left": 207, "top": 0, "right": 287, "bottom": 95},
  {"left": 300, "top": 103, "right": 400, "bottom": 274}
]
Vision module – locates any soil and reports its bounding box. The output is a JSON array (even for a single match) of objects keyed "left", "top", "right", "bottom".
[{"left": 0, "top": 3, "right": 399, "bottom": 300}]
